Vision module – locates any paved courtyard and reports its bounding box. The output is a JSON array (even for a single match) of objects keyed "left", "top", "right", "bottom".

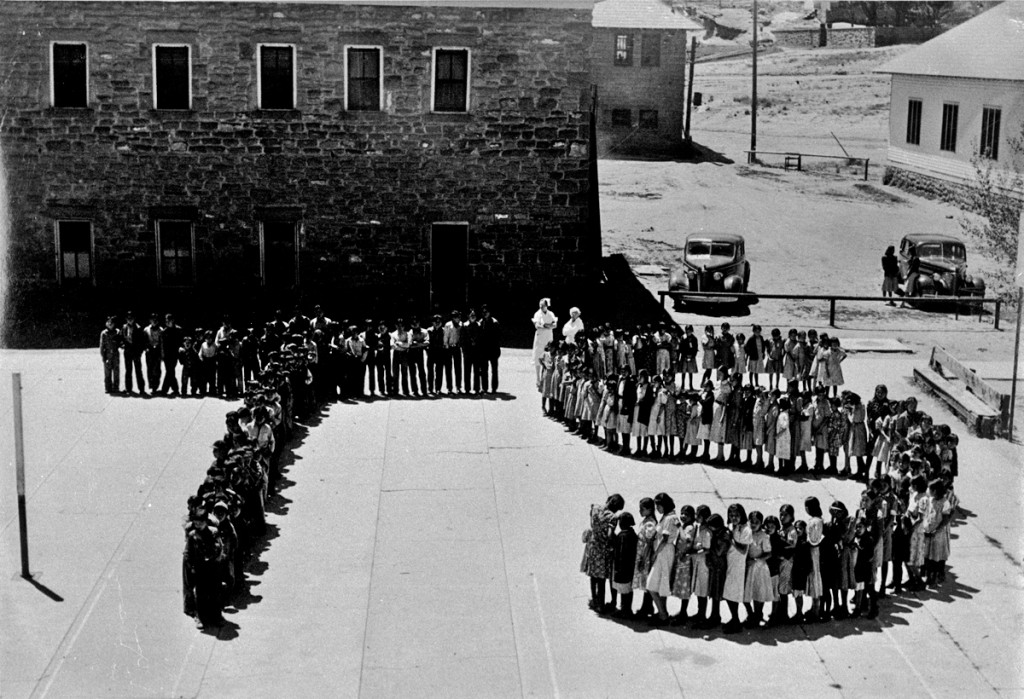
[{"left": 1, "top": 348, "right": 1022, "bottom": 698}]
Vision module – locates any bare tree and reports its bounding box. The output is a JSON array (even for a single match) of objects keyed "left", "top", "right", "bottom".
[{"left": 958, "top": 123, "right": 1024, "bottom": 301}]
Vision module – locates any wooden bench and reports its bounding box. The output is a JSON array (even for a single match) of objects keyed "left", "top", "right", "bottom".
[{"left": 911, "top": 346, "right": 1009, "bottom": 438}]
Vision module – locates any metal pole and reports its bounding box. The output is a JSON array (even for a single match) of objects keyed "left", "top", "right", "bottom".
[
  {"left": 1010, "top": 287, "right": 1022, "bottom": 442},
  {"left": 13, "top": 373, "right": 30, "bottom": 578},
  {"left": 750, "top": 0, "right": 757, "bottom": 154},
  {"left": 685, "top": 37, "right": 697, "bottom": 143},
  {"left": 829, "top": 298, "right": 836, "bottom": 327},
  {"left": 995, "top": 300, "right": 1001, "bottom": 331}
]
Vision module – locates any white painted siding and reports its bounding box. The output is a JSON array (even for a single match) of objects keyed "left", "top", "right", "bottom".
[{"left": 887, "top": 74, "right": 1024, "bottom": 186}]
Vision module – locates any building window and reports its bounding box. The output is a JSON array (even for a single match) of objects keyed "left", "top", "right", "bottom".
[
  {"left": 905, "top": 98, "right": 922, "bottom": 146},
  {"left": 153, "top": 45, "right": 191, "bottom": 110},
  {"left": 346, "top": 47, "right": 381, "bottom": 111},
  {"left": 640, "top": 33, "right": 661, "bottom": 67},
  {"left": 639, "top": 109, "right": 658, "bottom": 130},
  {"left": 56, "top": 221, "right": 92, "bottom": 283},
  {"left": 156, "top": 220, "right": 194, "bottom": 286},
  {"left": 433, "top": 49, "right": 469, "bottom": 113},
  {"left": 51, "top": 43, "right": 88, "bottom": 108},
  {"left": 611, "top": 109, "right": 631, "bottom": 127},
  {"left": 260, "top": 220, "right": 298, "bottom": 288},
  {"left": 939, "top": 103, "right": 958, "bottom": 152},
  {"left": 258, "top": 45, "right": 295, "bottom": 110},
  {"left": 980, "top": 106, "right": 1001, "bottom": 160},
  {"left": 613, "top": 34, "right": 633, "bottom": 66}
]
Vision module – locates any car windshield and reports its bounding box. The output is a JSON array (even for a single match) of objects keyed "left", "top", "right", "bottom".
[
  {"left": 687, "top": 241, "right": 735, "bottom": 258},
  {"left": 915, "top": 242, "right": 965, "bottom": 260}
]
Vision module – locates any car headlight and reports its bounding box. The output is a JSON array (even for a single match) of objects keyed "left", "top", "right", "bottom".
[
  {"left": 713, "top": 272, "right": 723, "bottom": 281},
  {"left": 964, "top": 275, "right": 973, "bottom": 285},
  {"left": 932, "top": 272, "right": 942, "bottom": 281}
]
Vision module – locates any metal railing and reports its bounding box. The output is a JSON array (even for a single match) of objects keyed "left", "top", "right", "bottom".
[
  {"left": 744, "top": 149, "right": 871, "bottom": 181},
  {"left": 658, "top": 290, "right": 1003, "bottom": 330}
]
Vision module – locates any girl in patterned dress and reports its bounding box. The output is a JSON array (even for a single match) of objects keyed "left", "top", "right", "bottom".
[
  {"left": 709, "top": 378, "right": 732, "bottom": 462},
  {"left": 826, "top": 396, "right": 849, "bottom": 474},
  {"left": 539, "top": 342, "right": 554, "bottom": 413},
  {"left": 684, "top": 392, "right": 701, "bottom": 459},
  {"left": 670, "top": 505, "right": 696, "bottom": 623},
  {"left": 690, "top": 505, "right": 712, "bottom": 624},
  {"left": 845, "top": 392, "right": 869, "bottom": 479},
  {"left": 581, "top": 493, "right": 625, "bottom": 611},
  {"left": 579, "top": 369, "right": 600, "bottom": 441},
  {"left": 906, "top": 474, "right": 929, "bottom": 590},
  {"left": 632, "top": 498, "right": 658, "bottom": 617},
  {"left": 700, "top": 325, "right": 716, "bottom": 387},
  {"left": 648, "top": 375, "right": 667, "bottom": 457},
  {"left": 774, "top": 504, "right": 797, "bottom": 624},
  {"left": 782, "top": 329, "right": 800, "bottom": 389}
]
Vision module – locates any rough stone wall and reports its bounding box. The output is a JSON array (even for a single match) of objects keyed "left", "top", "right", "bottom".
[
  {"left": 883, "top": 166, "right": 1022, "bottom": 226},
  {"left": 0, "top": 1, "right": 597, "bottom": 340},
  {"left": 591, "top": 27, "right": 687, "bottom": 157},
  {"left": 772, "top": 26, "right": 875, "bottom": 49}
]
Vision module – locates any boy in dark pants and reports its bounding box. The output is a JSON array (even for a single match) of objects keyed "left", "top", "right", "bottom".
[
  {"left": 144, "top": 314, "right": 163, "bottom": 393},
  {"left": 611, "top": 512, "right": 638, "bottom": 617},
  {"left": 179, "top": 336, "right": 200, "bottom": 396},
  {"left": 121, "top": 311, "right": 146, "bottom": 394},
  {"left": 477, "top": 305, "right": 501, "bottom": 393},
  {"left": 161, "top": 313, "right": 183, "bottom": 396},
  {"left": 100, "top": 316, "right": 122, "bottom": 394}
]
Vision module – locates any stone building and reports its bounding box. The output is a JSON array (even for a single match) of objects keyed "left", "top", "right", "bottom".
[
  {"left": 772, "top": 23, "right": 875, "bottom": 50},
  {"left": 591, "top": 0, "right": 701, "bottom": 157},
  {"left": 0, "top": 0, "right": 599, "bottom": 343},
  {"left": 876, "top": 1, "right": 1024, "bottom": 208}
]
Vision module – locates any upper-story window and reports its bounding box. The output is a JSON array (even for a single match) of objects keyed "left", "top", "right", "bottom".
[
  {"left": 640, "top": 33, "right": 661, "bottom": 67},
  {"left": 153, "top": 45, "right": 191, "bottom": 110},
  {"left": 433, "top": 48, "right": 470, "bottom": 113},
  {"left": 905, "top": 98, "right": 922, "bottom": 146},
  {"left": 51, "top": 42, "right": 88, "bottom": 108},
  {"left": 346, "top": 46, "right": 382, "bottom": 111},
  {"left": 258, "top": 44, "right": 295, "bottom": 110},
  {"left": 611, "top": 108, "right": 631, "bottom": 127},
  {"left": 56, "top": 220, "right": 93, "bottom": 283},
  {"left": 940, "top": 102, "right": 958, "bottom": 153},
  {"left": 980, "top": 106, "right": 1001, "bottom": 160},
  {"left": 614, "top": 34, "right": 633, "bottom": 66}
]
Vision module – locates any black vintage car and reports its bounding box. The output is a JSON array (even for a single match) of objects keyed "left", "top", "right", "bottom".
[
  {"left": 899, "top": 233, "right": 985, "bottom": 297},
  {"left": 668, "top": 233, "right": 750, "bottom": 302}
]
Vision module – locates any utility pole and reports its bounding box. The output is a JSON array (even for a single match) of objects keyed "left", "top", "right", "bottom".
[
  {"left": 751, "top": 0, "right": 758, "bottom": 154},
  {"left": 684, "top": 36, "right": 697, "bottom": 143}
]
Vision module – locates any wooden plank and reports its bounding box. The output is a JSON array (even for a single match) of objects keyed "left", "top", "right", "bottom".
[
  {"left": 914, "top": 365, "right": 998, "bottom": 438},
  {"left": 930, "top": 346, "right": 1011, "bottom": 415}
]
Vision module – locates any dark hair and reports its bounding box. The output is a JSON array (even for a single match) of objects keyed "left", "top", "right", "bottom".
[
  {"left": 617, "top": 511, "right": 636, "bottom": 528},
  {"left": 680, "top": 504, "right": 695, "bottom": 520},
  {"left": 654, "top": 492, "right": 675, "bottom": 512},
  {"left": 780, "top": 503, "right": 795, "bottom": 518},
  {"left": 696, "top": 504, "right": 711, "bottom": 520},
  {"left": 804, "top": 496, "right": 823, "bottom": 518},
  {"left": 927, "top": 479, "right": 947, "bottom": 498},
  {"left": 764, "top": 515, "right": 781, "bottom": 530},
  {"left": 639, "top": 497, "right": 655, "bottom": 515},
  {"left": 748, "top": 510, "right": 764, "bottom": 526},
  {"left": 727, "top": 503, "right": 747, "bottom": 524},
  {"left": 911, "top": 474, "right": 928, "bottom": 492},
  {"left": 606, "top": 493, "right": 625, "bottom": 512}
]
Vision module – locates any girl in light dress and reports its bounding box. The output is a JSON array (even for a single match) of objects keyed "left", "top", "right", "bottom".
[
  {"left": 646, "top": 493, "right": 681, "bottom": 625},
  {"left": 906, "top": 474, "right": 929, "bottom": 591},
  {"left": 744, "top": 510, "right": 774, "bottom": 627},
  {"left": 722, "top": 503, "right": 752, "bottom": 633},
  {"left": 648, "top": 375, "right": 668, "bottom": 457},
  {"left": 709, "top": 377, "right": 732, "bottom": 463},
  {"left": 775, "top": 396, "right": 792, "bottom": 472},
  {"left": 845, "top": 392, "right": 869, "bottom": 478},
  {"left": 539, "top": 342, "right": 555, "bottom": 414},
  {"left": 825, "top": 337, "right": 847, "bottom": 397},
  {"left": 632, "top": 497, "right": 658, "bottom": 617},
  {"left": 578, "top": 368, "right": 600, "bottom": 441},
  {"left": 802, "top": 496, "right": 825, "bottom": 623},
  {"left": 596, "top": 374, "right": 619, "bottom": 450},
  {"left": 923, "top": 479, "right": 953, "bottom": 586},
  {"left": 616, "top": 367, "right": 636, "bottom": 456},
  {"left": 684, "top": 392, "right": 702, "bottom": 459},
  {"left": 782, "top": 329, "right": 800, "bottom": 390},
  {"left": 763, "top": 390, "right": 780, "bottom": 473}
]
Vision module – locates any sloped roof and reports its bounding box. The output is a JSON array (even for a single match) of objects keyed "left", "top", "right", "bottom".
[
  {"left": 875, "top": 1, "right": 1024, "bottom": 82},
  {"left": 592, "top": 0, "right": 702, "bottom": 30}
]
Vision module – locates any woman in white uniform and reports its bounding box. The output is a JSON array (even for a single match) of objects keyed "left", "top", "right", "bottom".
[
  {"left": 531, "top": 298, "right": 557, "bottom": 387},
  {"left": 562, "top": 307, "right": 584, "bottom": 346}
]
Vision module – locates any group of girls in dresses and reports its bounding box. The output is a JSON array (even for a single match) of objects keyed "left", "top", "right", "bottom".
[
  {"left": 582, "top": 468, "right": 958, "bottom": 633},
  {"left": 539, "top": 319, "right": 962, "bottom": 482}
]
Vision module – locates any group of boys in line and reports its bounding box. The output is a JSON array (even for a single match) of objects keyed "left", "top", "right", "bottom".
[{"left": 100, "top": 305, "right": 502, "bottom": 401}]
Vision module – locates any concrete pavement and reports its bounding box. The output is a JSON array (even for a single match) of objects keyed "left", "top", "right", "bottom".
[{"left": 2, "top": 348, "right": 1022, "bottom": 697}]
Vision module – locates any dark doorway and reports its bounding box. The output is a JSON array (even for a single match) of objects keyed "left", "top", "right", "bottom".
[
  {"left": 430, "top": 222, "right": 468, "bottom": 312},
  {"left": 261, "top": 220, "right": 298, "bottom": 288}
]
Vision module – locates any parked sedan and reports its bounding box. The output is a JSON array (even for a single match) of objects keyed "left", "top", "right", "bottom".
[
  {"left": 899, "top": 233, "right": 985, "bottom": 297},
  {"left": 668, "top": 233, "right": 750, "bottom": 303}
]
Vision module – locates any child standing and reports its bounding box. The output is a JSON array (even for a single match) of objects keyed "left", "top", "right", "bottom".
[
  {"left": 611, "top": 512, "right": 639, "bottom": 618},
  {"left": 703, "top": 513, "right": 730, "bottom": 630},
  {"left": 700, "top": 325, "right": 716, "bottom": 387},
  {"left": 597, "top": 374, "right": 620, "bottom": 451},
  {"left": 743, "top": 510, "right": 774, "bottom": 627},
  {"left": 766, "top": 329, "right": 784, "bottom": 390},
  {"left": 722, "top": 503, "right": 753, "bottom": 633},
  {"left": 803, "top": 496, "right": 825, "bottom": 622},
  {"left": 670, "top": 505, "right": 696, "bottom": 623},
  {"left": 690, "top": 505, "right": 712, "bottom": 625},
  {"left": 632, "top": 498, "right": 658, "bottom": 617},
  {"left": 581, "top": 494, "right": 625, "bottom": 612},
  {"left": 616, "top": 367, "right": 637, "bottom": 455},
  {"left": 681, "top": 325, "right": 699, "bottom": 390}
]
